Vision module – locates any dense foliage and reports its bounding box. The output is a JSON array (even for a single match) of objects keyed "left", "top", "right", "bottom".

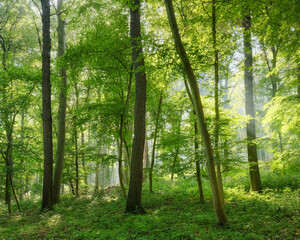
[{"left": 0, "top": 0, "right": 299, "bottom": 238}]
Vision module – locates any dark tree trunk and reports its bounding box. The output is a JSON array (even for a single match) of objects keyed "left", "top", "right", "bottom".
[
  {"left": 242, "top": 13, "right": 262, "bottom": 192},
  {"left": 164, "top": 0, "right": 227, "bottom": 225},
  {"left": 125, "top": 0, "right": 146, "bottom": 214},
  {"left": 41, "top": 0, "right": 54, "bottom": 211},
  {"left": 52, "top": 0, "right": 67, "bottom": 204}
]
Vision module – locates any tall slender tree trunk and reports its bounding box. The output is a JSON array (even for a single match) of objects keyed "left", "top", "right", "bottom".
[
  {"left": 194, "top": 122, "right": 204, "bottom": 203},
  {"left": 183, "top": 77, "right": 204, "bottom": 203},
  {"left": 95, "top": 163, "right": 100, "bottom": 190},
  {"left": 74, "top": 126, "right": 79, "bottom": 197},
  {"left": 119, "top": 69, "right": 132, "bottom": 190},
  {"left": 123, "top": 138, "right": 131, "bottom": 169},
  {"left": 52, "top": 0, "right": 67, "bottom": 204},
  {"left": 20, "top": 110, "right": 25, "bottom": 200},
  {"left": 242, "top": 13, "right": 262, "bottom": 192},
  {"left": 5, "top": 121, "right": 13, "bottom": 213},
  {"left": 2, "top": 51, "right": 12, "bottom": 213},
  {"left": 212, "top": 0, "right": 224, "bottom": 207},
  {"left": 74, "top": 83, "right": 79, "bottom": 197},
  {"left": 270, "top": 47, "right": 284, "bottom": 153},
  {"left": 149, "top": 91, "right": 163, "bottom": 193},
  {"left": 41, "top": 0, "right": 54, "bottom": 211},
  {"left": 125, "top": 0, "right": 147, "bottom": 214},
  {"left": 118, "top": 116, "right": 127, "bottom": 198},
  {"left": 81, "top": 132, "right": 88, "bottom": 193},
  {"left": 164, "top": 0, "right": 227, "bottom": 225},
  {"left": 142, "top": 140, "right": 148, "bottom": 182},
  {"left": 95, "top": 145, "right": 101, "bottom": 191},
  {"left": 171, "top": 146, "right": 179, "bottom": 181}
]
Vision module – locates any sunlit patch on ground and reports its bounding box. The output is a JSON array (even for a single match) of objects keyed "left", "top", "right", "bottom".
[
  {"left": 46, "top": 214, "right": 62, "bottom": 227},
  {"left": 102, "top": 196, "right": 119, "bottom": 202}
]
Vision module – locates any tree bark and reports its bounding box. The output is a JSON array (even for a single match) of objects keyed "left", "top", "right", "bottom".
[
  {"left": 164, "top": 0, "right": 227, "bottom": 225},
  {"left": 2, "top": 52, "right": 13, "bottom": 213},
  {"left": 81, "top": 132, "right": 88, "bottom": 193},
  {"left": 118, "top": 116, "right": 127, "bottom": 198},
  {"left": 171, "top": 146, "right": 179, "bottom": 181},
  {"left": 118, "top": 69, "right": 132, "bottom": 194},
  {"left": 20, "top": 110, "right": 25, "bottom": 200},
  {"left": 183, "top": 77, "right": 204, "bottom": 203},
  {"left": 194, "top": 122, "right": 204, "bottom": 203},
  {"left": 41, "top": 0, "right": 54, "bottom": 211},
  {"left": 242, "top": 13, "right": 262, "bottom": 192},
  {"left": 125, "top": 0, "right": 146, "bottom": 214},
  {"left": 149, "top": 91, "right": 163, "bottom": 193},
  {"left": 52, "top": 0, "right": 67, "bottom": 204},
  {"left": 74, "top": 125, "right": 79, "bottom": 197}
]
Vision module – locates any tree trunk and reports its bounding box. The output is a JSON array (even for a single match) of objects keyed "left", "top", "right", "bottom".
[
  {"left": 212, "top": 0, "right": 224, "bottom": 207},
  {"left": 41, "top": 0, "right": 54, "bottom": 211},
  {"left": 123, "top": 138, "right": 131, "bottom": 169},
  {"left": 194, "top": 122, "right": 205, "bottom": 204},
  {"left": 125, "top": 0, "right": 146, "bottom": 214},
  {"left": 149, "top": 91, "right": 163, "bottom": 193},
  {"left": 118, "top": 116, "right": 127, "bottom": 198},
  {"left": 119, "top": 68, "right": 132, "bottom": 189},
  {"left": 20, "top": 110, "right": 24, "bottom": 200},
  {"left": 183, "top": 77, "right": 205, "bottom": 203},
  {"left": 270, "top": 47, "right": 284, "bottom": 153},
  {"left": 143, "top": 140, "right": 148, "bottom": 182},
  {"left": 164, "top": 0, "right": 227, "bottom": 225},
  {"left": 52, "top": 0, "right": 67, "bottom": 204},
  {"left": 74, "top": 82, "right": 80, "bottom": 197},
  {"left": 171, "top": 146, "right": 179, "bottom": 181},
  {"left": 2, "top": 56, "right": 13, "bottom": 213},
  {"left": 242, "top": 13, "right": 262, "bottom": 192},
  {"left": 74, "top": 126, "right": 79, "bottom": 197},
  {"left": 5, "top": 123, "right": 13, "bottom": 213},
  {"left": 95, "top": 162, "right": 100, "bottom": 191},
  {"left": 81, "top": 132, "right": 88, "bottom": 193}
]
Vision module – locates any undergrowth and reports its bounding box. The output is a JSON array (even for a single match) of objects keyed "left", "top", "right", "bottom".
[{"left": 0, "top": 178, "right": 299, "bottom": 239}]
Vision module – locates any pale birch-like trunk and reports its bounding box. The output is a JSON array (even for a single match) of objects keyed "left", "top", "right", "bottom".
[{"left": 164, "top": 0, "right": 227, "bottom": 225}]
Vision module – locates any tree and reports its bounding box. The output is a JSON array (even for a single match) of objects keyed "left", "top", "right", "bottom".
[
  {"left": 125, "top": 0, "right": 147, "bottom": 214},
  {"left": 183, "top": 77, "right": 204, "bottom": 203},
  {"left": 41, "top": 0, "right": 54, "bottom": 211},
  {"left": 164, "top": 0, "right": 227, "bottom": 225},
  {"left": 242, "top": 10, "right": 262, "bottom": 192},
  {"left": 149, "top": 90, "right": 163, "bottom": 193},
  {"left": 52, "top": 0, "right": 67, "bottom": 204}
]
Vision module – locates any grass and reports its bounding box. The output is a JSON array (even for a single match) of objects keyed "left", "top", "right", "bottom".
[{"left": 0, "top": 178, "right": 299, "bottom": 239}]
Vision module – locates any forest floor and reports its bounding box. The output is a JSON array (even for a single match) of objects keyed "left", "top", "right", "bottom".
[{"left": 0, "top": 178, "right": 299, "bottom": 240}]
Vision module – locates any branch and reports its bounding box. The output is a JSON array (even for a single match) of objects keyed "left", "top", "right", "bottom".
[
  {"left": 31, "top": 0, "right": 42, "bottom": 17},
  {"left": 200, "top": 0, "right": 211, "bottom": 18},
  {"left": 262, "top": 48, "right": 272, "bottom": 72},
  {"left": 8, "top": 82, "right": 37, "bottom": 139}
]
